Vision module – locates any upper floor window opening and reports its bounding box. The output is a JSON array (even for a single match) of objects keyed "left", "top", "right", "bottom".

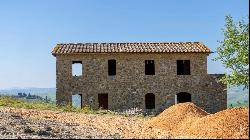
[
  {"left": 72, "top": 61, "right": 83, "bottom": 76},
  {"left": 108, "top": 59, "right": 116, "bottom": 76},
  {"left": 177, "top": 60, "right": 190, "bottom": 75},
  {"left": 145, "top": 60, "right": 155, "bottom": 75}
]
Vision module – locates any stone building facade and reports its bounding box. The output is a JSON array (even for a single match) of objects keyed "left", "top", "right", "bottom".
[{"left": 52, "top": 42, "right": 227, "bottom": 114}]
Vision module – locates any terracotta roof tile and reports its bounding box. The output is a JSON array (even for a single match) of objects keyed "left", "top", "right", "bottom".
[{"left": 52, "top": 42, "right": 212, "bottom": 56}]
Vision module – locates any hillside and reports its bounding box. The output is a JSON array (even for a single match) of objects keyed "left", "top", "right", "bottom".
[
  {"left": 227, "top": 86, "right": 249, "bottom": 107},
  {"left": 0, "top": 88, "right": 56, "bottom": 102}
]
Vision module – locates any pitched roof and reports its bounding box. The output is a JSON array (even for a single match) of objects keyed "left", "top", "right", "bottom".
[{"left": 52, "top": 42, "right": 212, "bottom": 56}]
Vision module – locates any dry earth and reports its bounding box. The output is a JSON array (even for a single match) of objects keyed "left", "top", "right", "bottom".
[
  {"left": 0, "top": 103, "right": 249, "bottom": 139},
  {"left": 147, "top": 103, "right": 249, "bottom": 139},
  {"left": 0, "top": 107, "right": 171, "bottom": 139}
]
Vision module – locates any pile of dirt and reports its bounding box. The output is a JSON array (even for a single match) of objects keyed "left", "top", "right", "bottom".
[
  {"left": 180, "top": 107, "right": 249, "bottom": 139},
  {"left": 147, "top": 102, "right": 208, "bottom": 133},
  {"left": 147, "top": 102, "right": 249, "bottom": 139}
]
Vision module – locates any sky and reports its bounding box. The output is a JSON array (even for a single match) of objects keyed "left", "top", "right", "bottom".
[{"left": 0, "top": 0, "right": 249, "bottom": 89}]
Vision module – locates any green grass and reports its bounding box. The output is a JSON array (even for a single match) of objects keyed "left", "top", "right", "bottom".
[
  {"left": 2, "top": 95, "right": 247, "bottom": 118},
  {"left": 0, "top": 96, "right": 95, "bottom": 114},
  {"left": 0, "top": 96, "right": 145, "bottom": 117},
  {"left": 0, "top": 96, "right": 148, "bottom": 118}
]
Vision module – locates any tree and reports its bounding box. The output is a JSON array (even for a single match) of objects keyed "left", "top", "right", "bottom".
[{"left": 215, "top": 15, "right": 249, "bottom": 89}]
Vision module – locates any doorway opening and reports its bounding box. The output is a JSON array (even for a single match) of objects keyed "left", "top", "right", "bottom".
[
  {"left": 98, "top": 94, "right": 108, "bottom": 109},
  {"left": 145, "top": 93, "right": 155, "bottom": 109}
]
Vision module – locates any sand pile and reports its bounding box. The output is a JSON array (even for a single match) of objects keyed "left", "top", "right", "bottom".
[{"left": 148, "top": 102, "right": 249, "bottom": 139}]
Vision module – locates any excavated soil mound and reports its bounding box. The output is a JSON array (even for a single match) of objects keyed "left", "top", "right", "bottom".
[
  {"left": 179, "top": 107, "right": 249, "bottom": 139},
  {"left": 147, "top": 102, "right": 208, "bottom": 133},
  {"left": 148, "top": 102, "right": 249, "bottom": 139}
]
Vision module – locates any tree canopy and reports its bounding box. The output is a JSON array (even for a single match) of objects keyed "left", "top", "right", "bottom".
[{"left": 215, "top": 15, "right": 249, "bottom": 89}]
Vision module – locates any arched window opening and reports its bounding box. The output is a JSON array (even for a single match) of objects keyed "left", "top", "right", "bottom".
[{"left": 176, "top": 92, "right": 191, "bottom": 103}]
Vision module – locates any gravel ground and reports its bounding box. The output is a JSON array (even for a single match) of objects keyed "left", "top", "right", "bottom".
[
  {"left": 0, "top": 107, "right": 171, "bottom": 139},
  {"left": 2, "top": 105, "right": 247, "bottom": 139},
  {"left": 0, "top": 111, "right": 122, "bottom": 139}
]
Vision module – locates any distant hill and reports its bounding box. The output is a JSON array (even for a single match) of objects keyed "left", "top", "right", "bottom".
[
  {"left": 0, "top": 86, "right": 248, "bottom": 107},
  {"left": 227, "top": 85, "right": 249, "bottom": 107},
  {"left": 0, "top": 88, "right": 56, "bottom": 101}
]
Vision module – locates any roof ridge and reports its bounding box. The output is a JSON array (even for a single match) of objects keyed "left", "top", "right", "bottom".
[
  {"left": 52, "top": 42, "right": 211, "bottom": 56},
  {"left": 57, "top": 42, "right": 203, "bottom": 45}
]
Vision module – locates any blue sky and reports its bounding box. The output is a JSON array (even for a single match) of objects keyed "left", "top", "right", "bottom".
[{"left": 0, "top": 0, "right": 249, "bottom": 88}]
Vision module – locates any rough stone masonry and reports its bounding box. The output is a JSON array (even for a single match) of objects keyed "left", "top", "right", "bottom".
[{"left": 52, "top": 42, "right": 227, "bottom": 114}]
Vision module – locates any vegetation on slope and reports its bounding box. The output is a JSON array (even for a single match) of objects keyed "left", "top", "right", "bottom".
[
  {"left": 0, "top": 96, "right": 93, "bottom": 114},
  {"left": 0, "top": 96, "right": 145, "bottom": 117}
]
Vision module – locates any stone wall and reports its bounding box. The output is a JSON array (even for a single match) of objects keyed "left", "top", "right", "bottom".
[{"left": 55, "top": 53, "right": 227, "bottom": 114}]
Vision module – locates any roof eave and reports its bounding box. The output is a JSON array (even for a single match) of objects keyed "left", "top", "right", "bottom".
[{"left": 51, "top": 51, "right": 213, "bottom": 56}]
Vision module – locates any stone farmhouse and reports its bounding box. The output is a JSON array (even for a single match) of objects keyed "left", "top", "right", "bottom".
[{"left": 52, "top": 42, "right": 227, "bottom": 114}]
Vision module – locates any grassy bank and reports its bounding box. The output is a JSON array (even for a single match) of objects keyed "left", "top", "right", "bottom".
[
  {"left": 0, "top": 96, "right": 94, "bottom": 113},
  {"left": 3, "top": 95, "right": 246, "bottom": 117},
  {"left": 0, "top": 96, "right": 145, "bottom": 117}
]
